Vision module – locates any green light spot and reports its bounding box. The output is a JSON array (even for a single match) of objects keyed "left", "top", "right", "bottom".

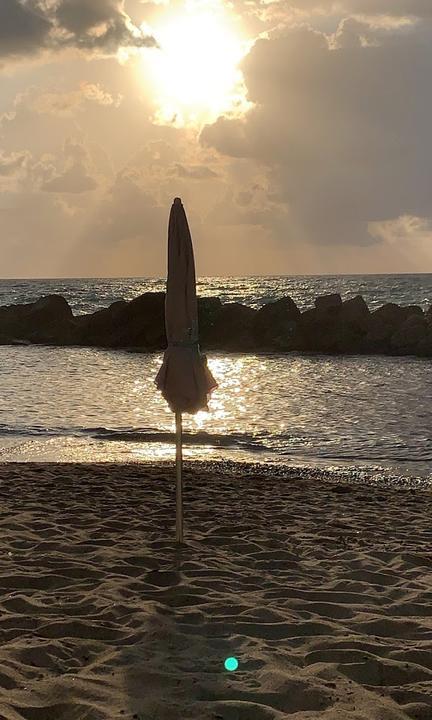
[{"left": 224, "top": 657, "right": 239, "bottom": 672}]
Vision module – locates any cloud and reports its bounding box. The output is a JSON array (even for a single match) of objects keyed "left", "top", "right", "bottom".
[
  {"left": 0, "top": 184, "right": 88, "bottom": 277},
  {"left": 346, "top": 0, "right": 432, "bottom": 19},
  {"left": 264, "top": 0, "right": 432, "bottom": 19},
  {"left": 53, "top": 0, "right": 157, "bottom": 52},
  {"left": 42, "top": 162, "right": 97, "bottom": 192},
  {"left": 0, "top": 150, "right": 28, "bottom": 177},
  {"left": 204, "top": 181, "right": 285, "bottom": 228},
  {"left": 31, "top": 82, "right": 121, "bottom": 116},
  {"left": 0, "top": 0, "right": 52, "bottom": 59},
  {"left": 236, "top": 0, "right": 432, "bottom": 39},
  {"left": 40, "top": 138, "right": 98, "bottom": 192},
  {"left": 201, "top": 21, "right": 432, "bottom": 248},
  {"left": 55, "top": 0, "right": 125, "bottom": 35},
  {"left": 201, "top": 117, "right": 253, "bottom": 159},
  {"left": 369, "top": 214, "right": 432, "bottom": 244},
  {"left": 80, "top": 82, "right": 121, "bottom": 105},
  {"left": 89, "top": 172, "right": 165, "bottom": 243},
  {"left": 173, "top": 163, "right": 218, "bottom": 180},
  {"left": 0, "top": 0, "right": 157, "bottom": 61},
  {"left": 61, "top": 171, "right": 167, "bottom": 276}
]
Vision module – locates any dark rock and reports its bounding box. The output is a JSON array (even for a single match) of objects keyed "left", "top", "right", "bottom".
[
  {"left": 340, "top": 296, "right": 370, "bottom": 331},
  {"left": 334, "top": 323, "right": 367, "bottom": 354},
  {"left": 391, "top": 314, "right": 428, "bottom": 354},
  {"left": 28, "top": 321, "right": 78, "bottom": 345},
  {"left": 109, "top": 299, "right": 128, "bottom": 316},
  {"left": 75, "top": 300, "right": 127, "bottom": 346},
  {"left": 296, "top": 308, "right": 321, "bottom": 351},
  {"left": 416, "top": 327, "right": 432, "bottom": 357},
  {"left": 75, "top": 293, "right": 165, "bottom": 349},
  {"left": 0, "top": 291, "right": 430, "bottom": 358},
  {"left": 315, "top": 294, "right": 342, "bottom": 314},
  {"left": 297, "top": 307, "right": 341, "bottom": 353},
  {"left": 403, "top": 305, "right": 423, "bottom": 317},
  {"left": 371, "top": 302, "right": 406, "bottom": 325},
  {"left": 198, "top": 297, "right": 223, "bottom": 346},
  {"left": 363, "top": 304, "right": 425, "bottom": 353},
  {"left": 330, "top": 295, "right": 372, "bottom": 353},
  {"left": 294, "top": 294, "right": 347, "bottom": 353},
  {"left": 364, "top": 303, "right": 410, "bottom": 353},
  {"left": 119, "top": 291, "right": 163, "bottom": 319},
  {"left": 31, "top": 298, "right": 77, "bottom": 343},
  {"left": 28, "top": 306, "right": 78, "bottom": 345},
  {"left": 210, "top": 302, "right": 256, "bottom": 351},
  {"left": 0, "top": 334, "right": 17, "bottom": 345},
  {"left": 27, "top": 295, "right": 73, "bottom": 325},
  {"left": 253, "top": 296, "right": 300, "bottom": 349},
  {"left": 0, "top": 294, "right": 76, "bottom": 345},
  {"left": 110, "top": 292, "right": 165, "bottom": 349},
  {"left": 198, "top": 296, "right": 223, "bottom": 321},
  {"left": 75, "top": 308, "right": 114, "bottom": 345},
  {"left": 295, "top": 295, "right": 372, "bottom": 354}
]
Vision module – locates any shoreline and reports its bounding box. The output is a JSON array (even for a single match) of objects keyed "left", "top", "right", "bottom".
[
  {"left": 0, "top": 461, "right": 431, "bottom": 719},
  {"left": 1, "top": 455, "right": 431, "bottom": 490}
]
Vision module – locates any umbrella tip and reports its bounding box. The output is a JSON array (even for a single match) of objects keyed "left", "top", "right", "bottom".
[{"left": 173, "top": 197, "right": 182, "bottom": 205}]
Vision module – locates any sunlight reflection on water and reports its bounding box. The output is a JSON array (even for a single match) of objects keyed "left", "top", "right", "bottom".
[
  {"left": 0, "top": 346, "right": 430, "bottom": 482},
  {"left": 0, "top": 274, "right": 431, "bottom": 315}
]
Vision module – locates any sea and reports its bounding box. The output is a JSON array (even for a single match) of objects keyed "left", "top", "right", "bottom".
[{"left": 0, "top": 274, "right": 431, "bottom": 487}]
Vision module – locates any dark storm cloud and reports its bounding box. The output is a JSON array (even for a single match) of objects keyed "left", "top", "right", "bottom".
[
  {"left": 201, "top": 22, "right": 432, "bottom": 246},
  {"left": 55, "top": 0, "right": 121, "bottom": 35},
  {"left": 0, "top": 0, "right": 156, "bottom": 60},
  {"left": 0, "top": 0, "right": 51, "bottom": 58},
  {"left": 54, "top": 0, "right": 157, "bottom": 52},
  {"left": 278, "top": 0, "right": 432, "bottom": 17}
]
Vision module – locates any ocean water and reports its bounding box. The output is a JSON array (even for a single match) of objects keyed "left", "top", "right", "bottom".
[
  {"left": 0, "top": 274, "right": 431, "bottom": 485},
  {"left": 1, "top": 273, "right": 432, "bottom": 314}
]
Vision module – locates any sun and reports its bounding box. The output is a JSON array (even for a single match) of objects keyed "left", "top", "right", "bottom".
[{"left": 139, "top": 3, "right": 251, "bottom": 126}]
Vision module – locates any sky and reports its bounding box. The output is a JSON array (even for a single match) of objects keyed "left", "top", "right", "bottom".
[{"left": 1, "top": 0, "right": 432, "bottom": 277}]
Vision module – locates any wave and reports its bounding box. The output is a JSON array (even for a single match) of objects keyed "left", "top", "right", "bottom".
[
  {"left": 1, "top": 274, "right": 431, "bottom": 315},
  {"left": 0, "top": 424, "right": 268, "bottom": 453},
  {"left": 308, "top": 452, "right": 432, "bottom": 463},
  {"left": 94, "top": 428, "right": 268, "bottom": 451},
  {"left": 0, "top": 425, "right": 430, "bottom": 467}
]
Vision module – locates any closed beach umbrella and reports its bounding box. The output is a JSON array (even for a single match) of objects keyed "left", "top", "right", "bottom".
[{"left": 155, "top": 197, "right": 217, "bottom": 543}]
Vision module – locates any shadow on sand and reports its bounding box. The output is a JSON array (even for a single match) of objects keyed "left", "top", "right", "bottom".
[{"left": 122, "top": 539, "right": 248, "bottom": 720}]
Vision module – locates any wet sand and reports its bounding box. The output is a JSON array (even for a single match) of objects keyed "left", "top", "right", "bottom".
[{"left": 0, "top": 461, "right": 431, "bottom": 720}]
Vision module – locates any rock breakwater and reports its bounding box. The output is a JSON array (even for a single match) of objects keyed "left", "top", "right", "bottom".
[{"left": 0, "top": 292, "right": 431, "bottom": 357}]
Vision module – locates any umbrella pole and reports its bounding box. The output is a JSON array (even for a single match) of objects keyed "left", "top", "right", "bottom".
[{"left": 175, "top": 411, "right": 183, "bottom": 544}]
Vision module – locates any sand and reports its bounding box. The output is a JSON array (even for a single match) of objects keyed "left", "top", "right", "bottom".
[{"left": 0, "top": 461, "right": 431, "bottom": 720}]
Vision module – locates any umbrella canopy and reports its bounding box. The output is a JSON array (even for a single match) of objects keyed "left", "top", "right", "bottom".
[{"left": 155, "top": 197, "right": 217, "bottom": 413}]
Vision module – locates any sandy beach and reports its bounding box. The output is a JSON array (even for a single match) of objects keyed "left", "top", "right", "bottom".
[{"left": 0, "top": 461, "right": 431, "bottom": 720}]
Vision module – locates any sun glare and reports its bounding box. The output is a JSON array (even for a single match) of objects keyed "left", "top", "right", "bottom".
[{"left": 140, "top": 3, "right": 250, "bottom": 126}]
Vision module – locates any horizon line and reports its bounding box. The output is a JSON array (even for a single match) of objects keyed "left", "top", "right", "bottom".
[{"left": 0, "top": 271, "right": 432, "bottom": 281}]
